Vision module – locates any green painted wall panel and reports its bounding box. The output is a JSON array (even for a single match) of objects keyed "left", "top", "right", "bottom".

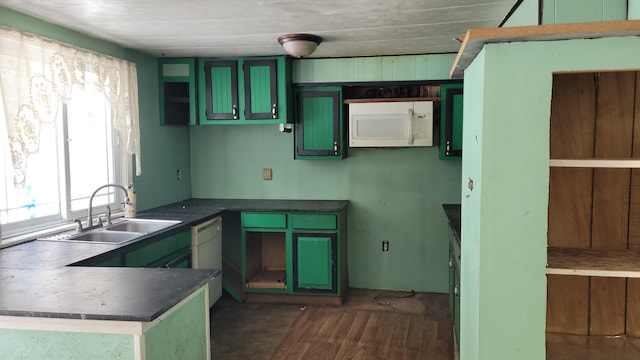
[
  {"left": 292, "top": 54, "right": 457, "bottom": 83},
  {"left": 337, "top": 58, "right": 356, "bottom": 82},
  {"left": 630, "top": 0, "right": 640, "bottom": 19},
  {"left": 145, "top": 289, "right": 208, "bottom": 360},
  {"left": 503, "top": 0, "right": 539, "bottom": 26},
  {"left": 190, "top": 125, "right": 462, "bottom": 292},
  {"left": 313, "top": 58, "right": 339, "bottom": 83},
  {"left": 0, "top": 7, "right": 192, "bottom": 212},
  {"left": 462, "top": 36, "right": 640, "bottom": 360},
  {"left": 0, "top": 329, "right": 134, "bottom": 359},
  {"left": 542, "top": 0, "right": 627, "bottom": 24}
]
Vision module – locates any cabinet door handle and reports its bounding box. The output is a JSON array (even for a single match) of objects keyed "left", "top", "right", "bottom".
[
  {"left": 449, "top": 257, "right": 454, "bottom": 268},
  {"left": 272, "top": 104, "right": 277, "bottom": 119},
  {"left": 232, "top": 105, "right": 238, "bottom": 119},
  {"left": 333, "top": 141, "right": 339, "bottom": 155},
  {"left": 454, "top": 283, "right": 460, "bottom": 296}
]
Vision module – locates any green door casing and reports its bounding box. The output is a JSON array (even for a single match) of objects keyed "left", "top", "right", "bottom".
[{"left": 293, "top": 232, "right": 337, "bottom": 293}]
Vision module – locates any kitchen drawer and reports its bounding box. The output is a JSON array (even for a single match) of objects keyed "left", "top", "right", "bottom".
[
  {"left": 242, "top": 212, "right": 287, "bottom": 228},
  {"left": 291, "top": 214, "right": 337, "bottom": 230}
]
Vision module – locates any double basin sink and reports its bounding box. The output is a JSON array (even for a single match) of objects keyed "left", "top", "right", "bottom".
[{"left": 38, "top": 218, "right": 181, "bottom": 245}]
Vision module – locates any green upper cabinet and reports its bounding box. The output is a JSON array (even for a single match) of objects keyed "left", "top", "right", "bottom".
[
  {"left": 439, "top": 83, "right": 463, "bottom": 159},
  {"left": 158, "top": 58, "right": 198, "bottom": 126},
  {"left": 294, "top": 86, "right": 346, "bottom": 160},
  {"left": 199, "top": 56, "right": 291, "bottom": 125}
]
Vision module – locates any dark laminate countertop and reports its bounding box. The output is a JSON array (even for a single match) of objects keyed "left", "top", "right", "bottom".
[
  {"left": 442, "top": 204, "right": 461, "bottom": 244},
  {"left": 0, "top": 267, "right": 220, "bottom": 321},
  {"left": 0, "top": 198, "right": 348, "bottom": 321}
]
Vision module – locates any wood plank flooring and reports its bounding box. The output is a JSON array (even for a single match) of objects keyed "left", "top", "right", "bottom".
[{"left": 210, "top": 289, "right": 454, "bottom": 360}]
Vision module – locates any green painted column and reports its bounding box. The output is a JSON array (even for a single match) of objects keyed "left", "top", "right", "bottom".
[{"left": 461, "top": 36, "right": 640, "bottom": 360}]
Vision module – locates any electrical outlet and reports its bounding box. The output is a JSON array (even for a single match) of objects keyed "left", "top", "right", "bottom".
[
  {"left": 263, "top": 168, "right": 272, "bottom": 181},
  {"left": 382, "top": 240, "right": 389, "bottom": 252}
]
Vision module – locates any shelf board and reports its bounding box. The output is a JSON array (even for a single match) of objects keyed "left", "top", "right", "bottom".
[
  {"left": 549, "top": 159, "right": 640, "bottom": 168},
  {"left": 451, "top": 20, "right": 640, "bottom": 79},
  {"left": 547, "top": 247, "right": 640, "bottom": 278},
  {"left": 343, "top": 97, "right": 440, "bottom": 104}
]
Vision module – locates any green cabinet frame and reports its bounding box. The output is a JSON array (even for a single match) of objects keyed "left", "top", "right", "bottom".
[
  {"left": 240, "top": 211, "right": 345, "bottom": 298},
  {"left": 199, "top": 56, "right": 291, "bottom": 125},
  {"left": 440, "top": 83, "right": 464, "bottom": 159},
  {"left": 158, "top": 58, "right": 198, "bottom": 126},
  {"left": 294, "top": 86, "right": 346, "bottom": 159}
]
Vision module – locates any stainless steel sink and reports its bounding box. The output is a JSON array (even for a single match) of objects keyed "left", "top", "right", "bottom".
[
  {"left": 37, "top": 218, "right": 181, "bottom": 245},
  {"left": 68, "top": 230, "right": 142, "bottom": 244},
  {"left": 104, "top": 219, "right": 180, "bottom": 234}
]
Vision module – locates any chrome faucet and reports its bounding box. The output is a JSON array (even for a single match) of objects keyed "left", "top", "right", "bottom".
[{"left": 87, "top": 184, "right": 129, "bottom": 228}]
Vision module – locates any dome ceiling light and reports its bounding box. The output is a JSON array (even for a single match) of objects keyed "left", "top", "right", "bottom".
[{"left": 277, "top": 34, "right": 323, "bottom": 58}]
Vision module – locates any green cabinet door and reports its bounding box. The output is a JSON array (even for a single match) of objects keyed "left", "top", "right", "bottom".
[
  {"left": 159, "top": 58, "right": 197, "bottom": 126},
  {"left": 202, "top": 60, "right": 239, "bottom": 122},
  {"left": 242, "top": 59, "right": 279, "bottom": 120},
  {"left": 440, "top": 83, "right": 463, "bottom": 159},
  {"left": 292, "top": 232, "right": 337, "bottom": 293},
  {"left": 125, "top": 230, "right": 191, "bottom": 267},
  {"left": 295, "top": 87, "right": 346, "bottom": 159}
]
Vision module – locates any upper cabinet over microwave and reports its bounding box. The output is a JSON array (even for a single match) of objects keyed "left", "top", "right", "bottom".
[{"left": 348, "top": 101, "right": 433, "bottom": 147}]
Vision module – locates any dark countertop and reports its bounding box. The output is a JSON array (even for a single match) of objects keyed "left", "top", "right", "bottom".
[
  {"left": 442, "top": 204, "right": 461, "bottom": 244},
  {"left": 0, "top": 267, "right": 220, "bottom": 321},
  {"left": 0, "top": 198, "right": 348, "bottom": 322}
]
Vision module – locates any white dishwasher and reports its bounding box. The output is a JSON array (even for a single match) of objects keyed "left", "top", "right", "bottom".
[{"left": 192, "top": 216, "right": 222, "bottom": 307}]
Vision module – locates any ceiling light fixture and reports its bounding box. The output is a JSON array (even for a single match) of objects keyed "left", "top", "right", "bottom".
[{"left": 277, "top": 34, "right": 323, "bottom": 58}]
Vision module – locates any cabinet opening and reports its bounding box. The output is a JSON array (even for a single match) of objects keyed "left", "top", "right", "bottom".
[
  {"left": 163, "top": 82, "right": 190, "bottom": 126},
  {"left": 245, "top": 231, "right": 286, "bottom": 289}
]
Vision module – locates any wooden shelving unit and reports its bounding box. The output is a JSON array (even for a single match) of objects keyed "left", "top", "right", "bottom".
[{"left": 547, "top": 247, "right": 640, "bottom": 278}]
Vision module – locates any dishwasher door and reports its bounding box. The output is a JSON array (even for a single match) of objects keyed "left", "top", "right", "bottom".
[{"left": 192, "top": 216, "right": 222, "bottom": 307}]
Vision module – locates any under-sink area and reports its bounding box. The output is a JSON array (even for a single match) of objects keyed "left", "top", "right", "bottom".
[{"left": 37, "top": 218, "right": 181, "bottom": 245}]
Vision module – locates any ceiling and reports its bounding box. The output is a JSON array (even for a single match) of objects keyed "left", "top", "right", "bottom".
[{"left": 0, "top": 0, "right": 518, "bottom": 58}]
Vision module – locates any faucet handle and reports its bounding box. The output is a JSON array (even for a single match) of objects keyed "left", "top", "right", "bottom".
[{"left": 72, "top": 219, "right": 83, "bottom": 231}]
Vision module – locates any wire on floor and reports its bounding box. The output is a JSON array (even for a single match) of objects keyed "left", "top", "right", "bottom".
[{"left": 372, "top": 289, "right": 416, "bottom": 307}]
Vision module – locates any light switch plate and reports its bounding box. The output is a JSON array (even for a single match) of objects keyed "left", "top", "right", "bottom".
[{"left": 263, "top": 168, "right": 272, "bottom": 180}]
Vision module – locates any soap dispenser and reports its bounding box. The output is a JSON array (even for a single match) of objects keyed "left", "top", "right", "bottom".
[{"left": 124, "top": 183, "right": 137, "bottom": 218}]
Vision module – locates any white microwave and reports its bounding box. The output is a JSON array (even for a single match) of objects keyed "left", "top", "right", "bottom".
[{"left": 348, "top": 101, "right": 433, "bottom": 147}]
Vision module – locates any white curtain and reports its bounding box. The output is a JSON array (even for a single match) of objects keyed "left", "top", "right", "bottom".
[{"left": 0, "top": 25, "right": 141, "bottom": 188}]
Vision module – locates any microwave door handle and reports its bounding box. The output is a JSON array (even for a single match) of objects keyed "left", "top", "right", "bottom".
[{"left": 407, "top": 108, "right": 414, "bottom": 145}]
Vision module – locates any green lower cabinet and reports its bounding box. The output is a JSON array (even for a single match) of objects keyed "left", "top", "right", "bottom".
[
  {"left": 125, "top": 230, "right": 191, "bottom": 268},
  {"left": 294, "top": 86, "right": 346, "bottom": 159},
  {"left": 293, "top": 232, "right": 337, "bottom": 293},
  {"left": 240, "top": 211, "right": 344, "bottom": 298}
]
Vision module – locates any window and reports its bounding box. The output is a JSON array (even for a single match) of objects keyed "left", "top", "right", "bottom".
[
  {"left": 0, "top": 26, "right": 141, "bottom": 240},
  {"left": 0, "top": 92, "right": 130, "bottom": 238}
]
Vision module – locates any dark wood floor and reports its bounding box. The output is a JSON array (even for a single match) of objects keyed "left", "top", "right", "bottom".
[{"left": 210, "top": 289, "right": 454, "bottom": 360}]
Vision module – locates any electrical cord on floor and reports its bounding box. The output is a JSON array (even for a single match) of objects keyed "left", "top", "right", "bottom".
[{"left": 372, "top": 289, "right": 416, "bottom": 307}]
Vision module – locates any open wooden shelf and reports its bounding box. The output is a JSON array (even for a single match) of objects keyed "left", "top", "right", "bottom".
[
  {"left": 246, "top": 268, "right": 286, "bottom": 289},
  {"left": 451, "top": 20, "right": 640, "bottom": 78},
  {"left": 547, "top": 247, "right": 640, "bottom": 278},
  {"left": 343, "top": 97, "right": 440, "bottom": 104},
  {"left": 550, "top": 159, "right": 640, "bottom": 168}
]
